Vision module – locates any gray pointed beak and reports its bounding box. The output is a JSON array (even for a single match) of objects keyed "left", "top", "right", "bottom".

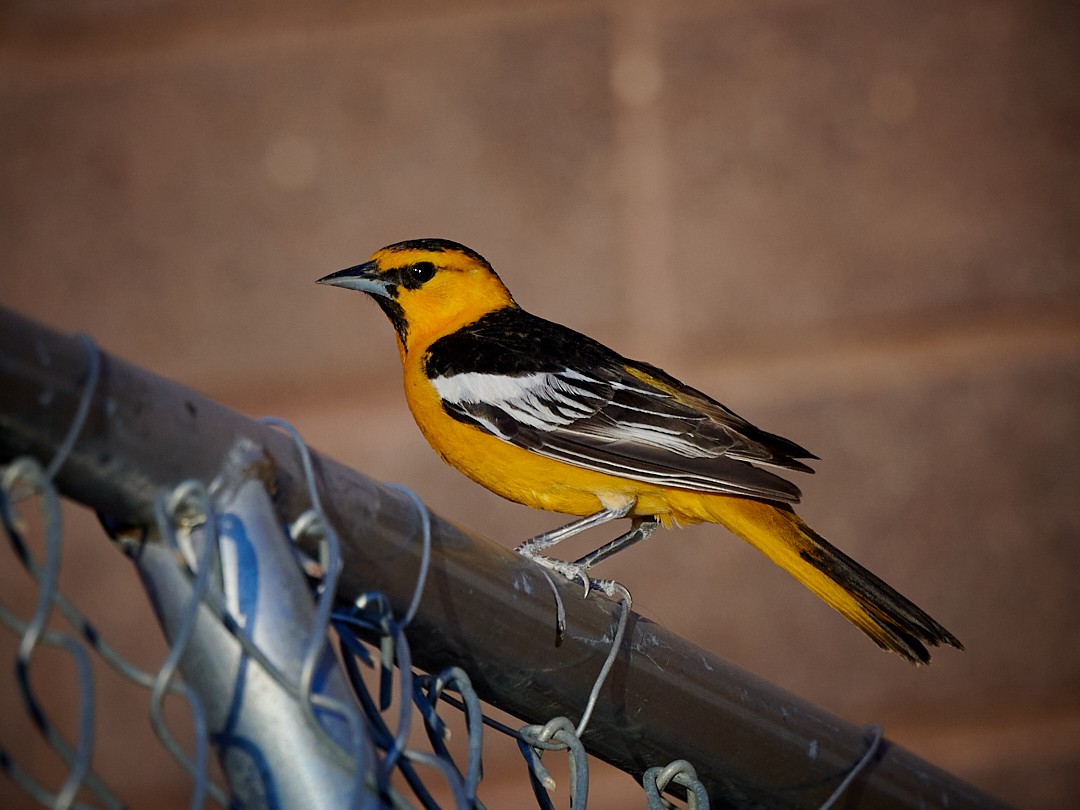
[{"left": 316, "top": 260, "right": 393, "bottom": 298}]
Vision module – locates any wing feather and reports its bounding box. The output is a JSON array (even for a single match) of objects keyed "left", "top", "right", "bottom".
[
  {"left": 423, "top": 307, "right": 816, "bottom": 504},
  {"left": 431, "top": 365, "right": 808, "bottom": 502}
]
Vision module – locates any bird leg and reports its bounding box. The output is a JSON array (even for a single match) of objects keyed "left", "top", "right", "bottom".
[
  {"left": 515, "top": 505, "right": 657, "bottom": 597},
  {"left": 573, "top": 517, "right": 659, "bottom": 569},
  {"left": 515, "top": 503, "right": 634, "bottom": 556}
]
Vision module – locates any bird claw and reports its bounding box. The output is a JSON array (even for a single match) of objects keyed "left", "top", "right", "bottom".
[
  {"left": 516, "top": 548, "right": 596, "bottom": 597},
  {"left": 553, "top": 561, "right": 594, "bottom": 598},
  {"left": 515, "top": 549, "right": 630, "bottom": 604}
]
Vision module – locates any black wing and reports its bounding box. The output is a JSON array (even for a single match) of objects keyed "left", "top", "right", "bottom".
[{"left": 424, "top": 307, "right": 816, "bottom": 503}]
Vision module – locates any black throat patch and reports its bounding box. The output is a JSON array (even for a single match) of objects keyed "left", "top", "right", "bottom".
[{"left": 374, "top": 294, "right": 409, "bottom": 346}]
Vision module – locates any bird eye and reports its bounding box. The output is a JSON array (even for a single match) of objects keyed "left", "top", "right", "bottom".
[{"left": 409, "top": 262, "right": 436, "bottom": 284}]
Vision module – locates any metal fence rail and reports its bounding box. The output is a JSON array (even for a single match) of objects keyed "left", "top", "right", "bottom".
[{"left": 0, "top": 305, "right": 1009, "bottom": 809}]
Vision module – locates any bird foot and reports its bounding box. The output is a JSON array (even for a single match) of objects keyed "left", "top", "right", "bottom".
[{"left": 515, "top": 547, "right": 623, "bottom": 600}]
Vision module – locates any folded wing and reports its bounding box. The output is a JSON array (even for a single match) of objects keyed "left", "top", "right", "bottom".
[{"left": 424, "top": 310, "right": 816, "bottom": 503}]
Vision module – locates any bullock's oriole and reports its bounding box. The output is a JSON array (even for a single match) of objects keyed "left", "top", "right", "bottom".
[{"left": 318, "top": 238, "right": 962, "bottom": 664}]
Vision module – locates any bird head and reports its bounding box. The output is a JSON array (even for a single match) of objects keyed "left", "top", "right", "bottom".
[{"left": 317, "top": 238, "right": 515, "bottom": 352}]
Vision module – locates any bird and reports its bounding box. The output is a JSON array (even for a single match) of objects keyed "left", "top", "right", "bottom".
[{"left": 317, "top": 238, "right": 963, "bottom": 664}]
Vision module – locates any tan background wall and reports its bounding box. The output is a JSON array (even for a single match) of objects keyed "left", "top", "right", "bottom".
[{"left": 2, "top": 1, "right": 1078, "bottom": 807}]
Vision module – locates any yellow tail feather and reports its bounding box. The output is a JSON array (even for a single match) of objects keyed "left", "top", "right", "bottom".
[{"left": 696, "top": 496, "right": 962, "bottom": 664}]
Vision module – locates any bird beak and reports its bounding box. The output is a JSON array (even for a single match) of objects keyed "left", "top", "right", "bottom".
[{"left": 316, "top": 260, "right": 393, "bottom": 298}]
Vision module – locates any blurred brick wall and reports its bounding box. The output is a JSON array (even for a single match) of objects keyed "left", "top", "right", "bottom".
[{"left": 2, "top": 1, "right": 1078, "bottom": 807}]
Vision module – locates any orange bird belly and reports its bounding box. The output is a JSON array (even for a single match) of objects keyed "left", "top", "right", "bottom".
[{"left": 402, "top": 366, "right": 717, "bottom": 527}]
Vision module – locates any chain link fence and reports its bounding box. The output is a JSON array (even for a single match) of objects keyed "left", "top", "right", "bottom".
[
  {"left": 0, "top": 432, "right": 701, "bottom": 809},
  {"left": 0, "top": 306, "right": 1009, "bottom": 809}
]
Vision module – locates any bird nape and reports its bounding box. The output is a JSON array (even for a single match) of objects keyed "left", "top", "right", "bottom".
[{"left": 317, "top": 238, "right": 963, "bottom": 664}]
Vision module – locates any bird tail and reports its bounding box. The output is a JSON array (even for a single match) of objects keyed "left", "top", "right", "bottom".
[{"left": 701, "top": 496, "right": 963, "bottom": 664}]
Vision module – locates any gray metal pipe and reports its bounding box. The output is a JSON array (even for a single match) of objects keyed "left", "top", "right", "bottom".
[{"left": 0, "top": 305, "right": 1008, "bottom": 809}]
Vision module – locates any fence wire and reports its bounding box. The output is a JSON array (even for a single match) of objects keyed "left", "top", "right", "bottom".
[
  {"left": 2, "top": 311, "right": 990, "bottom": 810},
  {"left": 0, "top": 427, "right": 712, "bottom": 810}
]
